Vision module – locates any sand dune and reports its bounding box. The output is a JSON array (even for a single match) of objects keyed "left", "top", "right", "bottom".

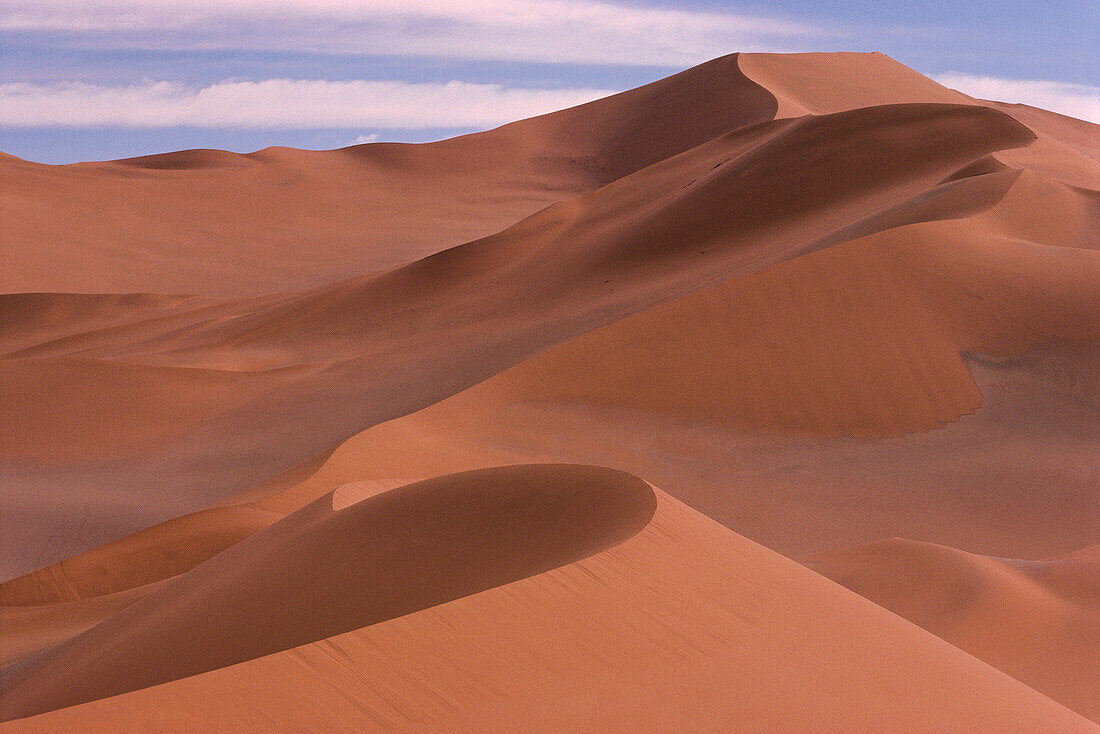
[
  {"left": 2, "top": 473, "right": 1092, "bottom": 732},
  {"left": 805, "top": 538, "right": 1100, "bottom": 720},
  {"left": 0, "top": 465, "right": 656, "bottom": 720},
  {"left": 470, "top": 185, "right": 1100, "bottom": 437},
  {"left": 738, "top": 51, "right": 972, "bottom": 116},
  {"left": 0, "top": 504, "right": 278, "bottom": 605},
  {"left": 737, "top": 52, "right": 1099, "bottom": 189},
  {"left": 1, "top": 101, "right": 1040, "bottom": 579},
  {"left": 0, "top": 583, "right": 166, "bottom": 669},
  {"left": 0, "top": 54, "right": 777, "bottom": 296},
  {"left": 2, "top": 52, "right": 1098, "bottom": 729}
]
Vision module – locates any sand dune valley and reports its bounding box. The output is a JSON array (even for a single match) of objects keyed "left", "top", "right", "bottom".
[{"left": 1, "top": 51, "right": 1099, "bottom": 731}]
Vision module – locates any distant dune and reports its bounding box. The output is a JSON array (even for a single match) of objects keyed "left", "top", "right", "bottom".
[
  {"left": 1, "top": 52, "right": 1097, "bottom": 730},
  {"left": 805, "top": 538, "right": 1100, "bottom": 720}
]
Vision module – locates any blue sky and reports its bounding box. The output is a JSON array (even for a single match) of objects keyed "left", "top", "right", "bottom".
[{"left": 2, "top": 0, "right": 1096, "bottom": 163}]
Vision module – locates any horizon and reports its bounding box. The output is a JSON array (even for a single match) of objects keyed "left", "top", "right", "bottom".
[{"left": 2, "top": 0, "right": 1097, "bottom": 164}]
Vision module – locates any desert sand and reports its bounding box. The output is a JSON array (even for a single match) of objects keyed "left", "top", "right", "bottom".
[{"left": 1, "top": 52, "right": 1097, "bottom": 730}]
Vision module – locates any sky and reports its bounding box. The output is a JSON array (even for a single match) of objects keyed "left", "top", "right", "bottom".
[{"left": 1, "top": 0, "right": 1096, "bottom": 163}]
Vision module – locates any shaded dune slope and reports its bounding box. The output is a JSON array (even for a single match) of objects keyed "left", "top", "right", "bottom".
[
  {"left": 0, "top": 54, "right": 777, "bottom": 296},
  {"left": 1, "top": 482, "right": 1091, "bottom": 732},
  {"left": 0, "top": 505, "right": 279, "bottom": 606},
  {"left": 466, "top": 177, "right": 1100, "bottom": 437},
  {"left": 737, "top": 52, "right": 1099, "bottom": 189},
  {"left": 0, "top": 583, "right": 168, "bottom": 669},
  {"left": 805, "top": 539, "right": 1100, "bottom": 720},
  {"left": 0, "top": 103, "right": 1038, "bottom": 578},
  {"left": 2, "top": 52, "right": 1098, "bottom": 731},
  {"left": 0, "top": 465, "right": 657, "bottom": 721},
  {"left": 9, "top": 104, "right": 1032, "bottom": 365},
  {"left": 0, "top": 293, "right": 209, "bottom": 355}
]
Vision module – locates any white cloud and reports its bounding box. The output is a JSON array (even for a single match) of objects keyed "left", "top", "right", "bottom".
[
  {"left": 0, "top": 0, "right": 816, "bottom": 66},
  {"left": 934, "top": 72, "right": 1100, "bottom": 123},
  {"left": 350, "top": 133, "right": 381, "bottom": 144},
  {"left": 0, "top": 78, "right": 617, "bottom": 128}
]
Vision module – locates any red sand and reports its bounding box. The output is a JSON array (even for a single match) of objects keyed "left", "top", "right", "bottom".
[{"left": 1, "top": 52, "right": 1097, "bottom": 730}]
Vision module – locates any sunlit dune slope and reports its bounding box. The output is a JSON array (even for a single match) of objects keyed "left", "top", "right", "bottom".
[
  {"left": 738, "top": 51, "right": 972, "bottom": 116},
  {"left": 1, "top": 469, "right": 1091, "bottom": 732},
  {"left": 0, "top": 54, "right": 777, "bottom": 296},
  {"left": 1, "top": 50, "right": 1098, "bottom": 731},
  {"left": 0, "top": 464, "right": 656, "bottom": 720},
  {"left": 0, "top": 102, "right": 1038, "bottom": 578},
  {"left": 805, "top": 538, "right": 1100, "bottom": 720}
]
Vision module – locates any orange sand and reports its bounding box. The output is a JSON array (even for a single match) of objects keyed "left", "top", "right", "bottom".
[{"left": 1, "top": 52, "right": 1097, "bottom": 730}]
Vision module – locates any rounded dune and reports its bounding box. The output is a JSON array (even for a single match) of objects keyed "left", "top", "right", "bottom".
[
  {"left": 0, "top": 464, "right": 657, "bottom": 721},
  {"left": 0, "top": 486, "right": 1091, "bottom": 732}
]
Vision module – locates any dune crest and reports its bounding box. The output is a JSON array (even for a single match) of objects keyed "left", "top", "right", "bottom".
[
  {"left": 0, "top": 54, "right": 776, "bottom": 297},
  {"left": 2, "top": 485, "right": 1093, "bottom": 732},
  {"left": 1, "top": 101, "right": 1042, "bottom": 579},
  {"left": 2, "top": 51, "right": 1097, "bottom": 730},
  {"left": 0, "top": 465, "right": 656, "bottom": 720}
]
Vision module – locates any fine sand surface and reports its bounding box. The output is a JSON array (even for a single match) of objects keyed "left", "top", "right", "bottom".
[
  {"left": 1, "top": 52, "right": 1098, "bottom": 729},
  {"left": 0, "top": 470, "right": 1092, "bottom": 732},
  {"left": 805, "top": 538, "right": 1100, "bottom": 720}
]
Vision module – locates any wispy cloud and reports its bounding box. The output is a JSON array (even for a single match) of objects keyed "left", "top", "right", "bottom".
[
  {"left": 934, "top": 72, "right": 1100, "bottom": 123},
  {"left": 0, "top": 0, "right": 817, "bottom": 66},
  {"left": 0, "top": 78, "right": 616, "bottom": 128}
]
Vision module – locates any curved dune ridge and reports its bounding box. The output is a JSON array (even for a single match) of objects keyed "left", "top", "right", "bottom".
[
  {"left": 735, "top": 52, "right": 1098, "bottom": 189},
  {"left": 1, "top": 477, "right": 1093, "bottom": 732},
  {"left": 0, "top": 100, "right": 1043, "bottom": 579},
  {"left": 0, "top": 53, "right": 777, "bottom": 297},
  {"left": 0, "top": 582, "right": 168, "bottom": 669},
  {"left": 0, "top": 465, "right": 657, "bottom": 721},
  {"left": 472, "top": 181, "right": 1100, "bottom": 436},
  {"left": 1, "top": 51, "right": 1098, "bottom": 729}
]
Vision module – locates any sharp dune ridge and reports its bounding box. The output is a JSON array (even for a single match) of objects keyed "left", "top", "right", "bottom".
[
  {"left": 1, "top": 52, "right": 1098, "bottom": 730},
  {"left": 1, "top": 475, "right": 1094, "bottom": 732},
  {"left": 0, "top": 102, "right": 1040, "bottom": 568},
  {"left": 0, "top": 465, "right": 658, "bottom": 720}
]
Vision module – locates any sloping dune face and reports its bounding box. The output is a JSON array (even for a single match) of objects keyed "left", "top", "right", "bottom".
[
  {"left": 737, "top": 52, "right": 1099, "bottom": 189},
  {"left": 1, "top": 52, "right": 1098, "bottom": 730},
  {"left": 0, "top": 55, "right": 776, "bottom": 296},
  {"left": 0, "top": 465, "right": 656, "bottom": 720},
  {"left": 805, "top": 539, "right": 1100, "bottom": 720},
  {"left": 1, "top": 483, "right": 1093, "bottom": 733},
  {"left": 0, "top": 101, "right": 1040, "bottom": 579}
]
